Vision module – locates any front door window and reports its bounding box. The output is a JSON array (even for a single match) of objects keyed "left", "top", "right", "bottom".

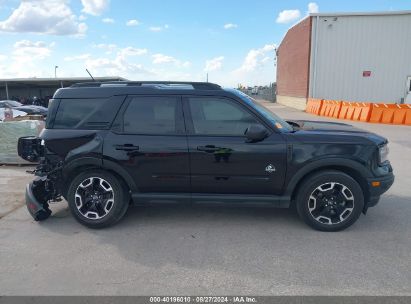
[{"left": 188, "top": 97, "right": 261, "bottom": 136}]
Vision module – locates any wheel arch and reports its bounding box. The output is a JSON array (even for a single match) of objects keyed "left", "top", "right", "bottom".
[
  {"left": 61, "top": 157, "right": 137, "bottom": 198},
  {"left": 286, "top": 159, "right": 371, "bottom": 204}
]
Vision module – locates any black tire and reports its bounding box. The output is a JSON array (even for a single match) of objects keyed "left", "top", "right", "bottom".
[
  {"left": 296, "top": 170, "right": 364, "bottom": 232},
  {"left": 67, "top": 170, "right": 129, "bottom": 229}
]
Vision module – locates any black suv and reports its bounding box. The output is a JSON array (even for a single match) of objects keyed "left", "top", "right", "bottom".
[{"left": 18, "top": 81, "right": 394, "bottom": 231}]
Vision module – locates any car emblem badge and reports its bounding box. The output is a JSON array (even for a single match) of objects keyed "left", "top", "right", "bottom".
[{"left": 265, "top": 164, "right": 276, "bottom": 173}]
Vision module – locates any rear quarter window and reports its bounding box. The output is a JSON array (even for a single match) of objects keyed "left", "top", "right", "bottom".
[{"left": 52, "top": 97, "right": 123, "bottom": 129}]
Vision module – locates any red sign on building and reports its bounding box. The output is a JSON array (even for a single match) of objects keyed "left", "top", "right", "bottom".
[{"left": 363, "top": 71, "right": 371, "bottom": 77}]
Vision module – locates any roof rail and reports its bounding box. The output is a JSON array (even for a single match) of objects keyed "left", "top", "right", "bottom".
[{"left": 70, "top": 81, "right": 222, "bottom": 90}]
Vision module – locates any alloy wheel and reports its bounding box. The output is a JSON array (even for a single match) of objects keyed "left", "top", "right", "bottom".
[
  {"left": 308, "top": 182, "right": 355, "bottom": 225},
  {"left": 74, "top": 177, "right": 115, "bottom": 220}
]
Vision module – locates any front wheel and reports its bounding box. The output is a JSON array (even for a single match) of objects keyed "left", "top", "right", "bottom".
[
  {"left": 67, "top": 170, "right": 129, "bottom": 229},
  {"left": 296, "top": 171, "right": 364, "bottom": 232}
]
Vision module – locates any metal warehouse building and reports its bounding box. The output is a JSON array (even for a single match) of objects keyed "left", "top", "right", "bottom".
[{"left": 276, "top": 11, "right": 411, "bottom": 110}]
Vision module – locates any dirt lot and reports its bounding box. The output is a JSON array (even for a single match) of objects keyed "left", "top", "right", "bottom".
[{"left": 0, "top": 103, "right": 410, "bottom": 296}]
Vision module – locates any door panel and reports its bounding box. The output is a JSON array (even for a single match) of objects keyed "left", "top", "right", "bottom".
[
  {"left": 103, "top": 96, "right": 190, "bottom": 193},
  {"left": 184, "top": 96, "right": 287, "bottom": 195},
  {"left": 188, "top": 134, "right": 287, "bottom": 194},
  {"left": 104, "top": 133, "right": 190, "bottom": 193}
]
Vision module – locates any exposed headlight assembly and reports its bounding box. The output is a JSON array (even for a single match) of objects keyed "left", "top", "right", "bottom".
[{"left": 379, "top": 144, "right": 389, "bottom": 164}]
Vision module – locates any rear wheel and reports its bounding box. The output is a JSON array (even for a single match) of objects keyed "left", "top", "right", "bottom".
[
  {"left": 67, "top": 170, "right": 129, "bottom": 228},
  {"left": 296, "top": 170, "right": 364, "bottom": 231}
]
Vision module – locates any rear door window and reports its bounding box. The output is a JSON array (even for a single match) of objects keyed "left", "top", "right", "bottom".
[{"left": 122, "top": 96, "right": 181, "bottom": 135}]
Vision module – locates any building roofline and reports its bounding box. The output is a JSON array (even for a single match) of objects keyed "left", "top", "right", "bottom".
[
  {"left": 0, "top": 76, "right": 127, "bottom": 82},
  {"left": 277, "top": 16, "right": 311, "bottom": 51},
  {"left": 309, "top": 10, "right": 411, "bottom": 17},
  {"left": 277, "top": 10, "right": 411, "bottom": 51}
]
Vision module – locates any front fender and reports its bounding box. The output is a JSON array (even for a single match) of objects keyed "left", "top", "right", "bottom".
[{"left": 284, "top": 158, "right": 371, "bottom": 197}]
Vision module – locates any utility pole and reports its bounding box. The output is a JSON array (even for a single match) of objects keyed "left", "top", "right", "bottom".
[
  {"left": 55, "top": 66, "right": 58, "bottom": 78},
  {"left": 5, "top": 82, "right": 9, "bottom": 100},
  {"left": 206, "top": 73, "right": 208, "bottom": 82}
]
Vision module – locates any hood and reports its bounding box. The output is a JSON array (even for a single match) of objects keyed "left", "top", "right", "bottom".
[
  {"left": 287, "top": 120, "right": 387, "bottom": 145},
  {"left": 289, "top": 120, "right": 366, "bottom": 132}
]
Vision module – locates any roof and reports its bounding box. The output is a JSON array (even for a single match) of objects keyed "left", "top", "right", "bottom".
[
  {"left": 71, "top": 81, "right": 222, "bottom": 90},
  {"left": 53, "top": 81, "right": 225, "bottom": 99},
  {"left": 309, "top": 10, "right": 411, "bottom": 17}
]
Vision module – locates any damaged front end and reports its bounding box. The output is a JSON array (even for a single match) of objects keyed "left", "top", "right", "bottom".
[{"left": 18, "top": 136, "right": 63, "bottom": 221}]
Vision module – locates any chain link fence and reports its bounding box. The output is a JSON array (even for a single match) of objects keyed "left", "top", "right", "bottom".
[{"left": 238, "top": 83, "right": 276, "bottom": 102}]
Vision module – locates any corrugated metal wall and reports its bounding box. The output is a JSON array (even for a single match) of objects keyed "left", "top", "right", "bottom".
[
  {"left": 309, "top": 13, "right": 411, "bottom": 103},
  {"left": 0, "top": 87, "right": 57, "bottom": 100}
]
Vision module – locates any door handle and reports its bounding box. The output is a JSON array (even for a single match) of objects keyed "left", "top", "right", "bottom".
[
  {"left": 197, "top": 145, "right": 219, "bottom": 153},
  {"left": 115, "top": 144, "right": 139, "bottom": 151}
]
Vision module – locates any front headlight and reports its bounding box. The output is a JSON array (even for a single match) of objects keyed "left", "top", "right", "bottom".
[{"left": 379, "top": 144, "right": 389, "bottom": 164}]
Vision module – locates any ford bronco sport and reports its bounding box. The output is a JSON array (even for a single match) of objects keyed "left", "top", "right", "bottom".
[{"left": 18, "top": 81, "right": 394, "bottom": 231}]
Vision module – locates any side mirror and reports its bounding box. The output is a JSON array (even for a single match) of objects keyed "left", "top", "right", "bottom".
[{"left": 245, "top": 124, "right": 268, "bottom": 143}]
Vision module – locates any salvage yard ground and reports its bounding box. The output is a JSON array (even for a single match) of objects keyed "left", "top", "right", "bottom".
[{"left": 0, "top": 102, "right": 410, "bottom": 295}]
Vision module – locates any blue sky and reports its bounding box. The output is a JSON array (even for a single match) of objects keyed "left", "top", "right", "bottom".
[{"left": 0, "top": 0, "right": 410, "bottom": 87}]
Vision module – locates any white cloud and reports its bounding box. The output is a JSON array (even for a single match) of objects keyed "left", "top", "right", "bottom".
[
  {"left": 223, "top": 23, "right": 238, "bottom": 29},
  {"left": 261, "top": 56, "right": 271, "bottom": 64},
  {"left": 79, "top": 15, "right": 87, "bottom": 21},
  {"left": 81, "top": 0, "right": 109, "bottom": 16},
  {"left": 276, "top": 9, "right": 301, "bottom": 24},
  {"left": 102, "top": 18, "right": 114, "bottom": 24},
  {"left": 0, "top": 0, "right": 87, "bottom": 36},
  {"left": 204, "top": 43, "right": 277, "bottom": 87},
  {"left": 236, "top": 44, "right": 276, "bottom": 73},
  {"left": 0, "top": 39, "right": 55, "bottom": 78},
  {"left": 149, "top": 24, "right": 169, "bottom": 32},
  {"left": 126, "top": 19, "right": 140, "bottom": 26},
  {"left": 307, "top": 2, "right": 319, "bottom": 14},
  {"left": 84, "top": 46, "right": 149, "bottom": 75},
  {"left": 119, "top": 47, "right": 148, "bottom": 58},
  {"left": 93, "top": 43, "right": 117, "bottom": 49},
  {"left": 204, "top": 56, "right": 224, "bottom": 72},
  {"left": 75, "top": 47, "right": 191, "bottom": 80},
  {"left": 93, "top": 43, "right": 117, "bottom": 54},
  {"left": 181, "top": 62, "right": 191, "bottom": 68},
  {"left": 13, "top": 40, "right": 53, "bottom": 60},
  {"left": 85, "top": 50, "right": 153, "bottom": 77},
  {"left": 152, "top": 54, "right": 176, "bottom": 64},
  {"left": 152, "top": 53, "right": 190, "bottom": 67},
  {"left": 64, "top": 54, "right": 91, "bottom": 61}
]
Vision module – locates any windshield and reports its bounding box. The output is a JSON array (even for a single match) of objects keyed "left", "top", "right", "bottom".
[{"left": 227, "top": 89, "right": 293, "bottom": 132}]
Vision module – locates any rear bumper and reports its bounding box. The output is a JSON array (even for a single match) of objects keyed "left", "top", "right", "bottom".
[
  {"left": 25, "top": 179, "right": 51, "bottom": 221},
  {"left": 366, "top": 172, "right": 395, "bottom": 207}
]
